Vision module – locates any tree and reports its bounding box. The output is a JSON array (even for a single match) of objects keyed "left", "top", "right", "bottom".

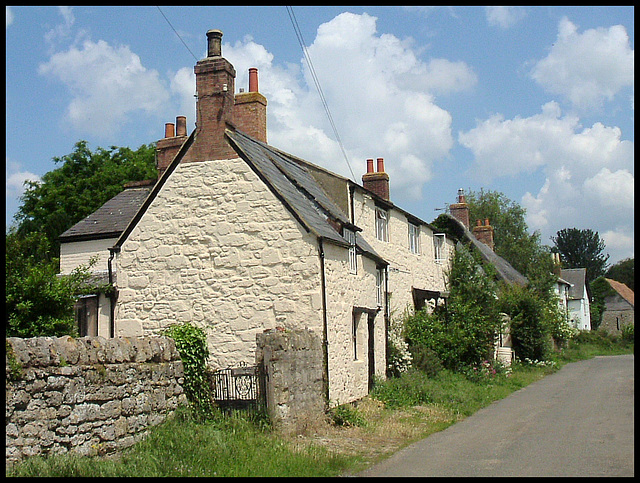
[
  {"left": 404, "top": 245, "right": 501, "bottom": 371},
  {"left": 5, "top": 228, "right": 95, "bottom": 337},
  {"left": 552, "top": 228, "right": 610, "bottom": 285},
  {"left": 13, "top": 140, "right": 157, "bottom": 259},
  {"left": 606, "top": 257, "right": 634, "bottom": 291},
  {"left": 463, "top": 188, "right": 556, "bottom": 297}
]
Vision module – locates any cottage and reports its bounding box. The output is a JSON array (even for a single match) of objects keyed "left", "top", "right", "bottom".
[
  {"left": 560, "top": 268, "right": 592, "bottom": 331},
  {"left": 598, "top": 278, "right": 634, "bottom": 335},
  {"left": 58, "top": 29, "right": 453, "bottom": 406}
]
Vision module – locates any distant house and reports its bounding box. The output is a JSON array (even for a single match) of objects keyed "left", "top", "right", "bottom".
[
  {"left": 560, "top": 268, "right": 591, "bottom": 331},
  {"left": 58, "top": 29, "right": 454, "bottom": 406},
  {"left": 598, "top": 278, "right": 634, "bottom": 335}
]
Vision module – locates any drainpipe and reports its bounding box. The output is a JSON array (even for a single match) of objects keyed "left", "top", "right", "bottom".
[
  {"left": 108, "top": 246, "right": 120, "bottom": 338},
  {"left": 318, "top": 238, "right": 330, "bottom": 408}
]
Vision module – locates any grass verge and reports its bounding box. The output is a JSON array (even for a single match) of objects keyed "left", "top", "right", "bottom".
[{"left": 6, "top": 332, "right": 632, "bottom": 477}]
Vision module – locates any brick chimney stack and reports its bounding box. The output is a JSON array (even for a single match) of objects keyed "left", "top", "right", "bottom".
[
  {"left": 449, "top": 188, "right": 470, "bottom": 229},
  {"left": 234, "top": 67, "right": 268, "bottom": 142},
  {"left": 362, "top": 157, "right": 390, "bottom": 200},
  {"left": 156, "top": 115, "right": 189, "bottom": 177},
  {"left": 472, "top": 218, "right": 495, "bottom": 251},
  {"left": 184, "top": 29, "right": 237, "bottom": 163}
]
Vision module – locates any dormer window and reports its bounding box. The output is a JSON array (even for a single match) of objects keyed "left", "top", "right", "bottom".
[
  {"left": 434, "top": 233, "right": 446, "bottom": 262},
  {"left": 344, "top": 228, "right": 357, "bottom": 274},
  {"left": 375, "top": 207, "right": 388, "bottom": 242},
  {"left": 409, "top": 222, "right": 420, "bottom": 254}
]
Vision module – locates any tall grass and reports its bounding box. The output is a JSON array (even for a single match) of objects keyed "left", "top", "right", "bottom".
[
  {"left": 6, "top": 407, "right": 355, "bottom": 477},
  {"left": 7, "top": 331, "right": 632, "bottom": 477}
]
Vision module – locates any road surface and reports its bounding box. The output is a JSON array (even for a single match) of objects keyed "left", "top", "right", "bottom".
[{"left": 359, "top": 354, "right": 634, "bottom": 477}]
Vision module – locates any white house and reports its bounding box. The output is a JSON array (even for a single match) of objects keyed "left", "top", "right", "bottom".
[
  {"left": 560, "top": 268, "right": 591, "bottom": 331},
  {"left": 58, "top": 29, "right": 454, "bottom": 406}
]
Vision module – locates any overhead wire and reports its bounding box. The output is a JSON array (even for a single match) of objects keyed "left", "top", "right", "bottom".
[
  {"left": 156, "top": 6, "right": 199, "bottom": 62},
  {"left": 286, "top": 6, "right": 356, "bottom": 182}
]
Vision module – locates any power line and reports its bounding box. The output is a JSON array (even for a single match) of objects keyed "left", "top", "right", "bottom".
[
  {"left": 286, "top": 6, "right": 356, "bottom": 182},
  {"left": 156, "top": 6, "right": 199, "bottom": 62}
]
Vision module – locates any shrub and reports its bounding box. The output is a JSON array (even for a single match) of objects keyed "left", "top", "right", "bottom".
[
  {"left": 162, "top": 322, "right": 214, "bottom": 420},
  {"left": 621, "top": 324, "right": 634, "bottom": 343},
  {"left": 499, "top": 284, "right": 551, "bottom": 362},
  {"left": 329, "top": 403, "right": 366, "bottom": 427},
  {"left": 408, "top": 345, "right": 443, "bottom": 378}
]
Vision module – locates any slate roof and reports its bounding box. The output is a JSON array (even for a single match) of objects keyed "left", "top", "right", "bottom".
[
  {"left": 59, "top": 186, "right": 153, "bottom": 242},
  {"left": 227, "top": 129, "right": 384, "bottom": 264},
  {"left": 441, "top": 213, "right": 529, "bottom": 287},
  {"left": 60, "top": 127, "right": 385, "bottom": 265},
  {"left": 605, "top": 278, "right": 634, "bottom": 307}
]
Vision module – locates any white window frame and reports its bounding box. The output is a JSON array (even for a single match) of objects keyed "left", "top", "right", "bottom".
[
  {"left": 344, "top": 228, "right": 357, "bottom": 274},
  {"left": 375, "top": 207, "right": 388, "bottom": 242},
  {"left": 376, "top": 268, "right": 385, "bottom": 307},
  {"left": 434, "top": 233, "right": 446, "bottom": 262},
  {"left": 408, "top": 222, "right": 420, "bottom": 254}
]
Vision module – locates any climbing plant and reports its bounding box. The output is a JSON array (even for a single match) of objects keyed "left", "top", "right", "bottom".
[{"left": 162, "top": 322, "right": 215, "bottom": 420}]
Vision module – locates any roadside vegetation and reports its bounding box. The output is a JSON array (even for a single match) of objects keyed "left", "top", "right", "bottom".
[{"left": 7, "top": 328, "right": 632, "bottom": 478}]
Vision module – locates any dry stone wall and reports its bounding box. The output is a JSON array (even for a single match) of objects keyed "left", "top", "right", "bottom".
[{"left": 5, "top": 336, "right": 186, "bottom": 466}]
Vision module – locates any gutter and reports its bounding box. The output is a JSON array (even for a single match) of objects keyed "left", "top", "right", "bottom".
[
  {"left": 108, "top": 246, "right": 121, "bottom": 338},
  {"left": 317, "top": 238, "right": 330, "bottom": 408}
]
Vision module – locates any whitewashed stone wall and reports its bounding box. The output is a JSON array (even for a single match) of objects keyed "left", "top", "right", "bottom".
[
  {"left": 114, "top": 158, "right": 324, "bottom": 370},
  {"left": 351, "top": 190, "right": 453, "bottom": 319},
  {"left": 322, "top": 242, "right": 383, "bottom": 406}
]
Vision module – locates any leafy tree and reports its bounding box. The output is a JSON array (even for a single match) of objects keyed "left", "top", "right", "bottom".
[
  {"left": 404, "top": 245, "right": 501, "bottom": 371},
  {"left": 605, "top": 257, "right": 634, "bottom": 291},
  {"left": 463, "top": 188, "right": 556, "bottom": 297},
  {"left": 552, "top": 228, "right": 610, "bottom": 285},
  {"left": 13, "top": 140, "right": 157, "bottom": 258},
  {"left": 6, "top": 228, "right": 95, "bottom": 337}
]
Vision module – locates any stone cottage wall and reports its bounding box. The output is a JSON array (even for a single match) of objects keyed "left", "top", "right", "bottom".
[
  {"left": 5, "top": 336, "right": 186, "bottom": 466},
  {"left": 115, "top": 158, "right": 324, "bottom": 370},
  {"left": 351, "top": 189, "right": 452, "bottom": 317}
]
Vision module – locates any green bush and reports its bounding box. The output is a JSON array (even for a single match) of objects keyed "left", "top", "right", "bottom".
[
  {"left": 162, "top": 322, "right": 214, "bottom": 420},
  {"left": 621, "top": 324, "right": 634, "bottom": 343},
  {"left": 408, "top": 345, "right": 443, "bottom": 378},
  {"left": 499, "top": 284, "right": 551, "bottom": 362},
  {"left": 329, "top": 403, "right": 367, "bottom": 427}
]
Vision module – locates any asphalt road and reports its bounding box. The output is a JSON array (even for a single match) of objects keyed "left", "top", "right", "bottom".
[{"left": 359, "top": 354, "right": 634, "bottom": 477}]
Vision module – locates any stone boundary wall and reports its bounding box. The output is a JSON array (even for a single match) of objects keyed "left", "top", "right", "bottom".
[
  {"left": 255, "top": 328, "right": 325, "bottom": 434},
  {"left": 6, "top": 336, "right": 186, "bottom": 466}
]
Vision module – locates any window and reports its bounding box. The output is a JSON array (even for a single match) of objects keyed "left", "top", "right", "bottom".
[
  {"left": 375, "top": 207, "right": 388, "bottom": 242},
  {"left": 434, "top": 233, "right": 446, "bottom": 262},
  {"left": 352, "top": 311, "right": 364, "bottom": 361},
  {"left": 376, "top": 268, "right": 385, "bottom": 307},
  {"left": 408, "top": 222, "right": 420, "bottom": 254},
  {"left": 344, "top": 228, "right": 357, "bottom": 274}
]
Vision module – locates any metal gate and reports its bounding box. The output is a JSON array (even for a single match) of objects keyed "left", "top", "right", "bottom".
[{"left": 209, "top": 362, "right": 265, "bottom": 412}]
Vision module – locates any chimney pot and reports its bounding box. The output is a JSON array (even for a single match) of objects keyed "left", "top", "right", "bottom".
[
  {"left": 249, "top": 67, "right": 259, "bottom": 92},
  {"left": 485, "top": 218, "right": 490, "bottom": 226},
  {"left": 457, "top": 188, "right": 466, "bottom": 204},
  {"left": 206, "top": 29, "right": 223, "bottom": 57},
  {"left": 176, "top": 116, "right": 187, "bottom": 136},
  {"left": 476, "top": 219, "right": 482, "bottom": 227},
  {"left": 376, "top": 157, "right": 385, "bottom": 172},
  {"left": 164, "top": 122, "right": 175, "bottom": 138},
  {"left": 366, "top": 158, "right": 374, "bottom": 173}
]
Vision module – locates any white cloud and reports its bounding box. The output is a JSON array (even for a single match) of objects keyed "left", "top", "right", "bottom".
[
  {"left": 485, "top": 7, "right": 526, "bottom": 29},
  {"left": 39, "top": 39, "right": 170, "bottom": 138},
  {"left": 6, "top": 160, "right": 40, "bottom": 199},
  {"left": 531, "top": 17, "right": 634, "bottom": 111},
  {"left": 460, "top": 101, "right": 634, "bottom": 260},
  {"left": 225, "top": 12, "right": 472, "bottom": 202}
]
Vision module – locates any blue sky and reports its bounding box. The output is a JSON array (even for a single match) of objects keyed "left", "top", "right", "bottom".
[{"left": 6, "top": 6, "right": 634, "bottom": 264}]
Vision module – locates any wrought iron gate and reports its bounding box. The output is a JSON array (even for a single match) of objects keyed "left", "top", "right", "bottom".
[{"left": 209, "top": 362, "right": 265, "bottom": 412}]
